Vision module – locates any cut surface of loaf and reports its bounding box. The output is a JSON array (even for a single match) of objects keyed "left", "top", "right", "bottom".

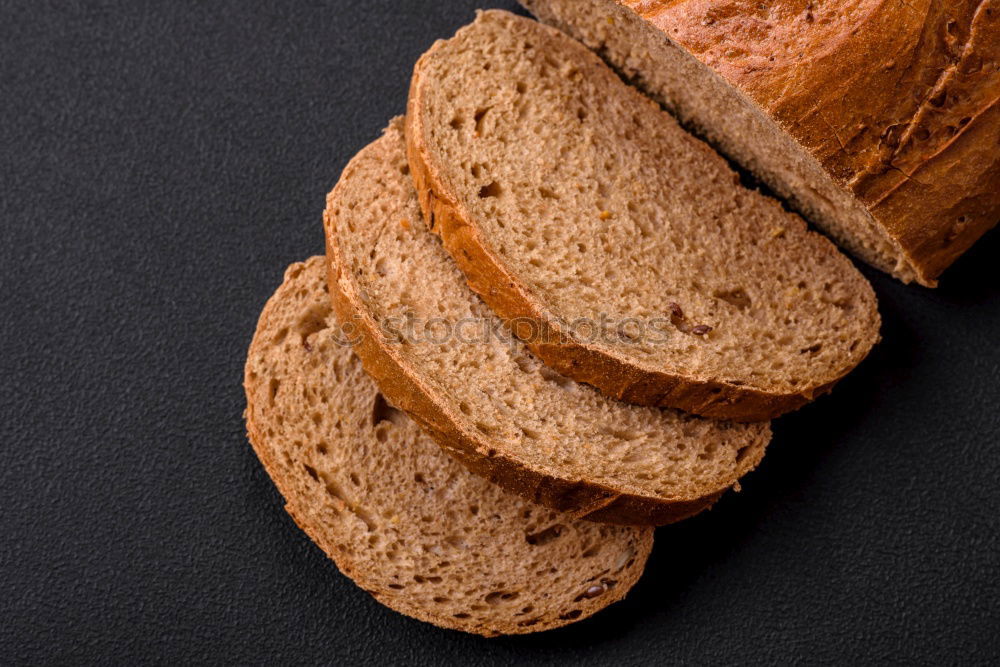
[
  {"left": 522, "top": 0, "right": 1000, "bottom": 286},
  {"left": 244, "top": 256, "right": 652, "bottom": 636},
  {"left": 406, "top": 10, "right": 880, "bottom": 421},
  {"left": 324, "top": 118, "right": 770, "bottom": 526}
]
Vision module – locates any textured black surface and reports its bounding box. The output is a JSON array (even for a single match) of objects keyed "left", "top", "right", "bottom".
[{"left": 2, "top": 1, "right": 999, "bottom": 664}]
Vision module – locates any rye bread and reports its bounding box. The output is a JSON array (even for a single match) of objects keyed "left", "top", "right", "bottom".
[
  {"left": 324, "top": 118, "right": 770, "bottom": 526},
  {"left": 522, "top": 0, "right": 1000, "bottom": 286},
  {"left": 405, "top": 10, "right": 881, "bottom": 421},
  {"left": 244, "top": 256, "right": 652, "bottom": 636}
]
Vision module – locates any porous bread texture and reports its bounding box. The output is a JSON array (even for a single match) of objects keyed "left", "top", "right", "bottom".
[
  {"left": 244, "top": 256, "right": 652, "bottom": 636},
  {"left": 522, "top": 0, "right": 1000, "bottom": 287},
  {"left": 406, "top": 10, "right": 880, "bottom": 422},
  {"left": 522, "top": 0, "right": 911, "bottom": 282},
  {"left": 324, "top": 118, "right": 770, "bottom": 526}
]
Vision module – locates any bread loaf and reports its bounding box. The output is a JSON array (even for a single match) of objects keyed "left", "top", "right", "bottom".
[
  {"left": 522, "top": 0, "right": 1000, "bottom": 286},
  {"left": 324, "top": 118, "right": 770, "bottom": 525},
  {"left": 244, "top": 256, "right": 653, "bottom": 636},
  {"left": 406, "top": 10, "right": 880, "bottom": 420}
]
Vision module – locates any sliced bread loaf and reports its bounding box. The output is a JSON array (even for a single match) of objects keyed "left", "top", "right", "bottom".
[
  {"left": 244, "top": 256, "right": 652, "bottom": 636},
  {"left": 323, "top": 118, "right": 770, "bottom": 526},
  {"left": 405, "top": 10, "right": 880, "bottom": 422},
  {"left": 522, "top": 0, "right": 1000, "bottom": 286}
]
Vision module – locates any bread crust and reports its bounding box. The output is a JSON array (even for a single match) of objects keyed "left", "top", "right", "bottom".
[
  {"left": 613, "top": 0, "right": 1000, "bottom": 286},
  {"left": 404, "top": 12, "right": 867, "bottom": 421}
]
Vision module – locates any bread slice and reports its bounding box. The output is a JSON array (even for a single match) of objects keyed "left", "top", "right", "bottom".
[
  {"left": 244, "top": 256, "right": 652, "bottom": 636},
  {"left": 405, "top": 10, "right": 880, "bottom": 422},
  {"left": 323, "top": 118, "right": 769, "bottom": 526},
  {"left": 521, "top": 0, "right": 1000, "bottom": 287}
]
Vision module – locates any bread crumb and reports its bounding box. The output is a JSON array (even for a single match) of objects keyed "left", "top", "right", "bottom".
[
  {"left": 599, "top": 210, "right": 613, "bottom": 220},
  {"left": 770, "top": 227, "right": 786, "bottom": 238},
  {"left": 400, "top": 218, "right": 410, "bottom": 230},
  {"left": 606, "top": 16, "right": 614, "bottom": 25}
]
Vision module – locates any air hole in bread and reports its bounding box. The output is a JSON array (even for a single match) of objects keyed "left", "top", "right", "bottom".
[
  {"left": 520, "top": 426, "right": 542, "bottom": 440},
  {"left": 713, "top": 288, "right": 752, "bottom": 310},
  {"left": 371, "top": 393, "right": 404, "bottom": 428},
  {"left": 303, "top": 464, "right": 319, "bottom": 482},
  {"left": 478, "top": 181, "right": 502, "bottom": 198},
  {"left": 474, "top": 107, "right": 490, "bottom": 134},
  {"left": 485, "top": 591, "right": 520, "bottom": 605},
  {"left": 296, "top": 304, "right": 331, "bottom": 341},
  {"left": 445, "top": 535, "right": 467, "bottom": 550},
  {"left": 601, "top": 426, "right": 642, "bottom": 441},
  {"left": 526, "top": 524, "right": 565, "bottom": 546}
]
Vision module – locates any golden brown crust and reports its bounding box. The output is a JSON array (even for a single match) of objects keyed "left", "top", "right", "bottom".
[
  {"left": 625, "top": 0, "right": 1000, "bottom": 285},
  {"left": 403, "top": 15, "right": 863, "bottom": 421}
]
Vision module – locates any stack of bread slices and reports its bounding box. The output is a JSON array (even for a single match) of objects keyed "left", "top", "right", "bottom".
[{"left": 244, "top": 7, "right": 993, "bottom": 635}]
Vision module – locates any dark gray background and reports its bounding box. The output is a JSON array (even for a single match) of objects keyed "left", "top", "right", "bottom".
[{"left": 2, "top": 1, "right": 998, "bottom": 664}]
